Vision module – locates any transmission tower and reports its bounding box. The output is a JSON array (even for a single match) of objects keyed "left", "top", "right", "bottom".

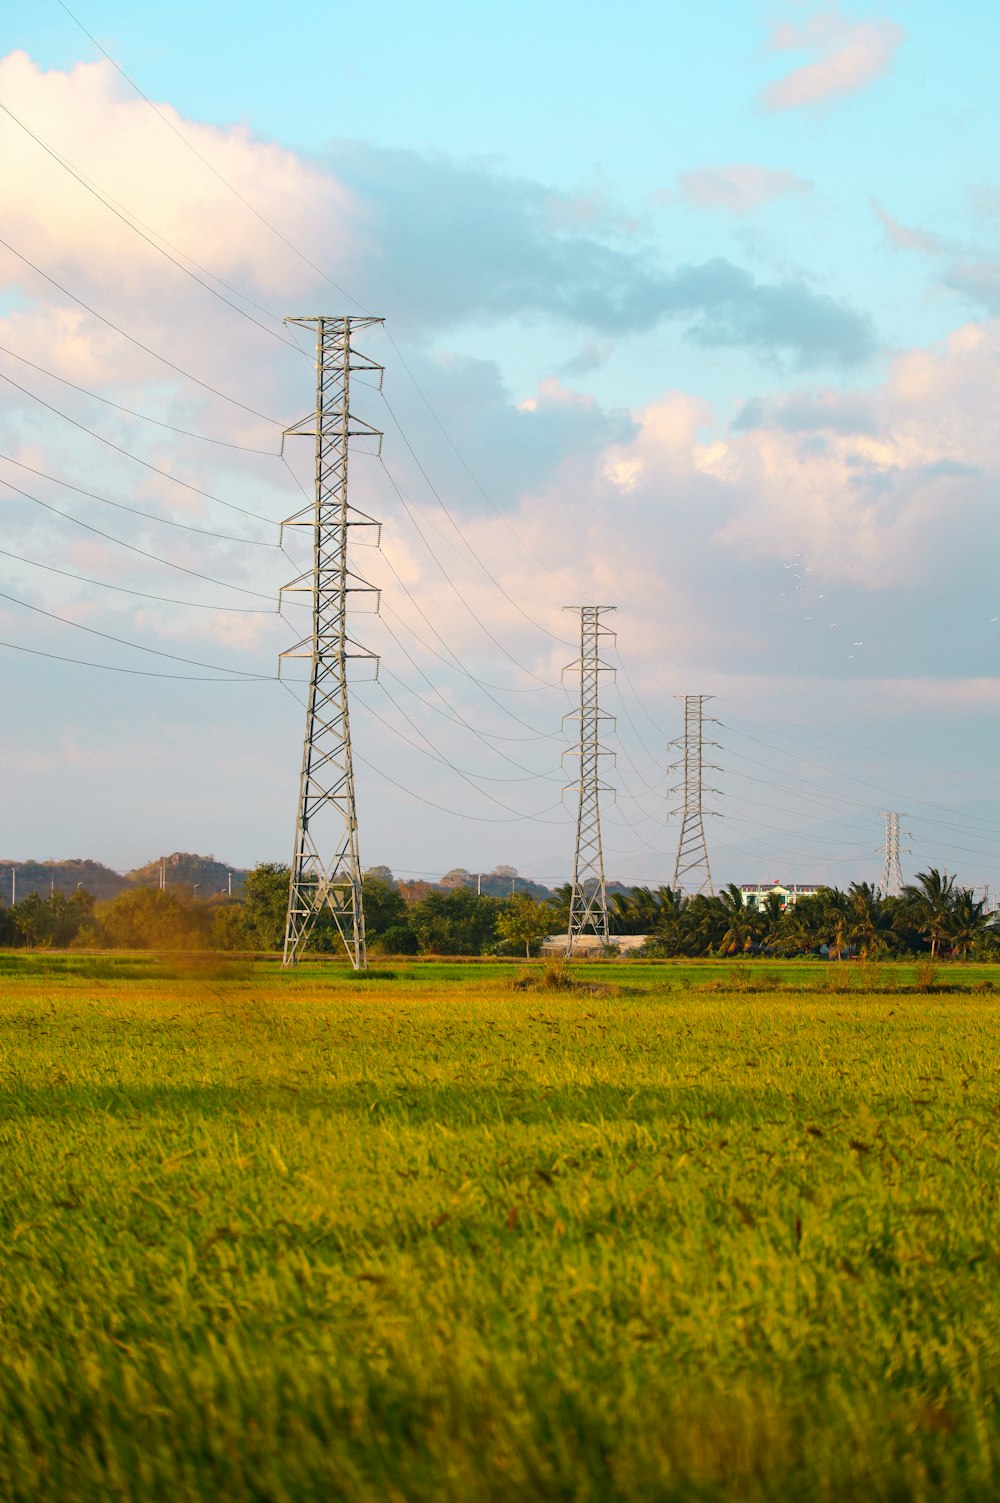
[
  {"left": 279, "top": 314, "right": 384, "bottom": 969},
  {"left": 879, "top": 811, "right": 907, "bottom": 897},
  {"left": 563, "top": 606, "right": 616, "bottom": 954},
  {"left": 670, "top": 695, "right": 719, "bottom": 896}
]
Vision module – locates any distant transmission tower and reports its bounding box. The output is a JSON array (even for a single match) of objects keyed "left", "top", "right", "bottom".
[
  {"left": 670, "top": 694, "right": 719, "bottom": 896},
  {"left": 280, "top": 314, "right": 384, "bottom": 969},
  {"left": 563, "top": 606, "right": 616, "bottom": 953},
  {"left": 879, "top": 811, "right": 907, "bottom": 897}
]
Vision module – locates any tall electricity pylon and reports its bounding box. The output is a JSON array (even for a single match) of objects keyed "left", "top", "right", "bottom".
[
  {"left": 879, "top": 811, "right": 907, "bottom": 897},
  {"left": 670, "top": 694, "right": 719, "bottom": 896},
  {"left": 563, "top": 606, "right": 616, "bottom": 954},
  {"left": 279, "top": 314, "right": 384, "bottom": 969}
]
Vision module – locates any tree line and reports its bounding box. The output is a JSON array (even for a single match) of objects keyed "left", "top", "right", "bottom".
[{"left": 0, "top": 864, "right": 995, "bottom": 960}]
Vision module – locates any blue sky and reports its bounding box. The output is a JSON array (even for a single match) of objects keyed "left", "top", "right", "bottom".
[{"left": 5, "top": 0, "right": 1000, "bottom": 893}]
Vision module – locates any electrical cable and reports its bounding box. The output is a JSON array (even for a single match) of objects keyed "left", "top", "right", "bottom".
[
  {"left": 1, "top": 452, "right": 274, "bottom": 546},
  {"left": 0, "top": 98, "right": 308, "bottom": 357},
  {"left": 0, "top": 232, "right": 280, "bottom": 422},
  {"left": 0, "top": 546, "right": 277, "bottom": 614},
  {"left": 723, "top": 713, "right": 1000, "bottom": 836},
  {"left": 0, "top": 587, "right": 270, "bottom": 676},
  {"left": 0, "top": 341, "right": 276, "bottom": 454},
  {"left": 378, "top": 393, "right": 575, "bottom": 648},
  {"left": 0, "top": 637, "right": 268, "bottom": 681},
  {"left": 382, "top": 327, "right": 584, "bottom": 596},
  {"left": 356, "top": 689, "right": 566, "bottom": 818},
  {"left": 55, "top": 0, "right": 367, "bottom": 314},
  {"left": 377, "top": 592, "right": 554, "bottom": 694},
  {"left": 1, "top": 372, "right": 279, "bottom": 525},
  {"left": 278, "top": 681, "right": 569, "bottom": 825},
  {"left": 719, "top": 693, "right": 1000, "bottom": 804},
  {"left": 2, "top": 475, "right": 279, "bottom": 601},
  {"left": 364, "top": 679, "right": 563, "bottom": 786},
  {"left": 377, "top": 455, "right": 565, "bottom": 692}
]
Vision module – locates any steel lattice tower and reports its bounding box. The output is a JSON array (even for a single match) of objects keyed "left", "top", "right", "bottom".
[
  {"left": 563, "top": 606, "right": 616, "bottom": 953},
  {"left": 670, "top": 694, "right": 718, "bottom": 896},
  {"left": 879, "top": 811, "right": 906, "bottom": 897},
  {"left": 280, "top": 314, "right": 384, "bottom": 969}
]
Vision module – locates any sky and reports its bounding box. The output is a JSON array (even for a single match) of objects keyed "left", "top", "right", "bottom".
[{"left": 5, "top": 0, "right": 1000, "bottom": 894}]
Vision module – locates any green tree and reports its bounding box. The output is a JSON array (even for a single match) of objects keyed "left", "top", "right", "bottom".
[
  {"left": 240, "top": 863, "right": 291, "bottom": 950},
  {"left": 10, "top": 889, "right": 96, "bottom": 948},
  {"left": 845, "top": 881, "right": 896, "bottom": 960},
  {"left": 362, "top": 875, "right": 417, "bottom": 953},
  {"left": 716, "top": 884, "right": 763, "bottom": 956},
  {"left": 408, "top": 887, "right": 501, "bottom": 955},
  {"left": 86, "top": 888, "right": 212, "bottom": 949},
  {"left": 495, "top": 893, "right": 555, "bottom": 958},
  {"left": 944, "top": 886, "right": 988, "bottom": 960},
  {"left": 900, "top": 869, "right": 956, "bottom": 958}
]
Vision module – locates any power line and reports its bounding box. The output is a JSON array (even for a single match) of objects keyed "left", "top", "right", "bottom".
[
  {"left": 1, "top": 451, "right": 274, "bottom": 546},
  {"left": 1, "top": 371, "right": 278, "bottom": 525},
  {"left": 0, "top": 341, "right": 276, "bottom": 453},
  {"left": 1, "top": 474, "right": 278, "bottom": 601},
  {"left": 378, "top": 393, "right": 574, "bottom": 648},
  {"left": 54, "top": 0, "right": 366, "bottom": 312},
  {"left": 382, "top": 327, "right": 584, "bottom": 597},
  {"left": 724, "top": 711, "right": 1000, "bottom": 836},
  {"left": 0, "top": 637, "right": 269, "bottom": 681},
  {"left": 362, "top": 681, "right": 562, "bottom": 787},
  {"left": 0, "top": 97, "right": 308, "bottom": 356},
  {"left": 376, "top": 454, "right": 565, "bottom": 690},
  {"left": 0, "top": 232, "right": 280, "bottom": 422},
  {"left": 0, "top": 546, "right": 276, "bottom": 614},
  {"left": 356, "top": 688, "right": 566, "bottom": 817},
  {"left": 0, "top": 587, "right": 269, "bottom": 676}
]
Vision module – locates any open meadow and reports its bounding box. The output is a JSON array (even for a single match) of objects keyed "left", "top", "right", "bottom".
[{"left": 1, "top": 953, "right": 999, "bottom": 1501}]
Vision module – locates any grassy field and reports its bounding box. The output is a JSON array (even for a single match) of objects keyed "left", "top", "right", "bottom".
[{"left": 1, "top": 953, "right": 999, "bottom": 1501}]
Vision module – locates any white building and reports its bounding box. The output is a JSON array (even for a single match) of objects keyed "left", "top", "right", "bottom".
[{"left": 739, "top": 882, "right": 821, "bottom": 912}]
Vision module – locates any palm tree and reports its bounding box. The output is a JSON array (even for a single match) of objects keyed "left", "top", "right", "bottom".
[
  {"left": 944, "top": 887, "right": 988, "bottom": 960},
  {"left": 820, "top": 887, "right": 851, "bottom": 961},
  {"left": 716, "top": 884, "right": 762, "bottom": 956},
  {"left": 846, "top": 881, "right": 896, "bottom": 960},
  {"left": 900, "top": 868, "right": 957, "bottom": 958},
  {"left": 611, "top": 886, "right": 662, "bottom": 935},
  {"left": 758, "top": 892, "right": 786, "bottom": 954}
]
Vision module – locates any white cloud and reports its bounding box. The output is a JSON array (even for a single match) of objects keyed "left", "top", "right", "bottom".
[{"left": 762, "top": 8, "right": 905, "bottom": 111}]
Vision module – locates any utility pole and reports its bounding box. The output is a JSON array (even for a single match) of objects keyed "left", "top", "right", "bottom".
[
  {"left": 10, "top": 868, "right": 15, "bottom": 906},
  {"left": 563, "top": 605, "right": 616, "bottom": 954},
  {"left": 879, "top": 812, "right": 907, "bottom": 897},
  {"left": 280, "top": 314, "right": 384, "bottom": 970},
  {"left": 159, "top": 861, "right": 165, "bottom": 892},
  {"left": 670, "top": 695, "right": 719, "bottom": 897}
]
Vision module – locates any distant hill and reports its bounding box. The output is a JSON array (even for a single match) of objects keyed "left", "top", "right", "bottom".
[
  {"left": 126, "top": 853, "right": 248, "bottom": 897},
  {"left": 438, "top": 867, "right": 556, "bottom": 900},
  {"left": 0, "top": 852, "right": 249, "bottom": 907},
  {"left": 0, "top": 859, "right": 130, "bottom": 904}
]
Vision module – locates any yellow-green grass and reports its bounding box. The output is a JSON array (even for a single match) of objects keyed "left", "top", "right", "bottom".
[{"left": 1, "top": 955, "right": 999, "bottom": 1501}]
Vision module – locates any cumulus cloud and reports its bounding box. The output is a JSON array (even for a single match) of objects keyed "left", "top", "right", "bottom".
[
  {"left": 329, "top": 142, "right": 875, "bottom": 365},
  {"left": 762, "top": 8, "right": 905, "bottom": 111},
  {"left": 676, "top": 164, "right": 811, "bottom": 216}
]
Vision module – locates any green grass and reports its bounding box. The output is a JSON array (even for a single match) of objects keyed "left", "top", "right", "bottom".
[{"left": 1, "top": 956, "right": 999, "bottom": 1500}]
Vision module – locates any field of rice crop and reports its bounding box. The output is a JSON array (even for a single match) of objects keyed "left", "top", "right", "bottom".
[{"left": 1, "top": 953, "right": 998, "bottom": 1501}]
